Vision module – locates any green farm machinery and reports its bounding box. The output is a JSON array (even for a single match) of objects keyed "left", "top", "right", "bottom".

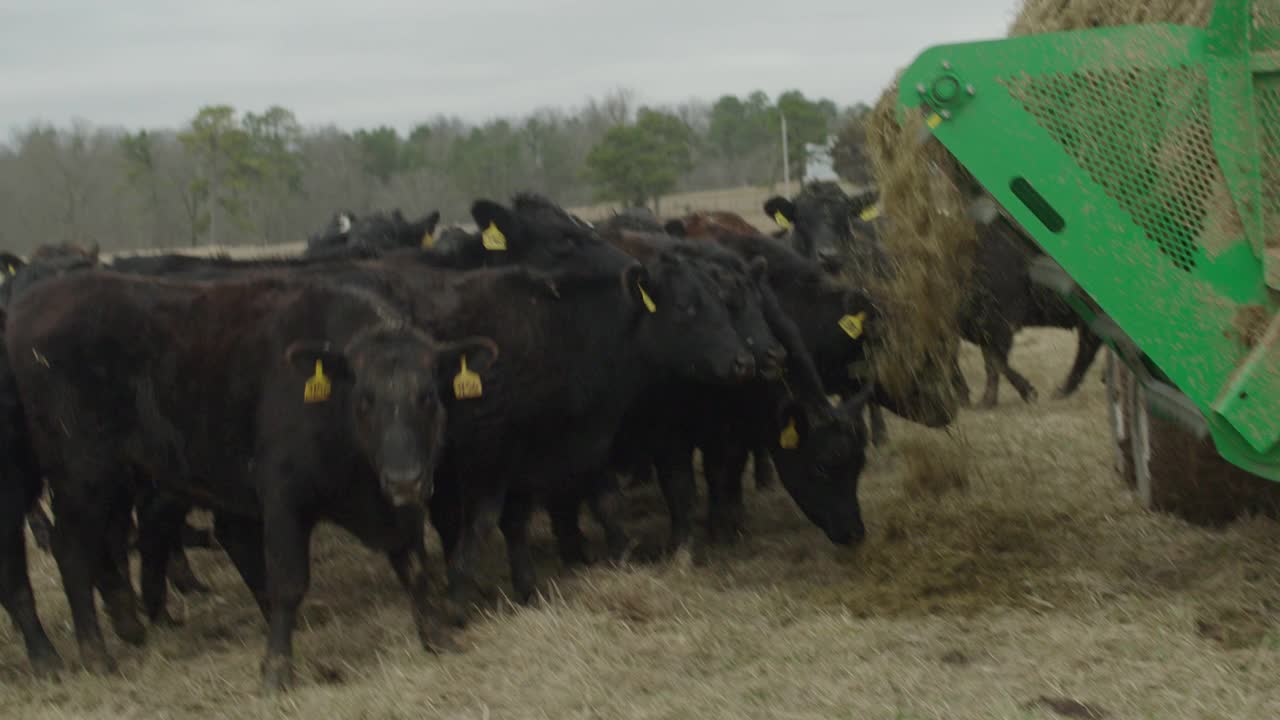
[{"left": 896, "top": 0, "right": 1280, "bottom": 520}]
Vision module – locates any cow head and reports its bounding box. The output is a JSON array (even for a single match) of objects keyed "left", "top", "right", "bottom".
[
  {"left": 622, "top": 253, "right": 757, "bottom": 383},
  {"left": 703, "top": 255, "right": 787, "bottom": 378},
  {"left": 770, "top": 387, "right": 873, "bottom": 546},
  {"left": 468, "top": 194, "right": 636, "bottom": 277},
  {"left": 285, "top": 330, "right": 498, "bottom": 506},
  {"left": 765, "top": 182, "right": 860, "bottom": 273}
]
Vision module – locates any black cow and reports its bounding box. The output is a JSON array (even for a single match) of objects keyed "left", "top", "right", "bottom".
[
  {"left": 584, "top": 225, "right": 875, "bottom": 552},
  {"left": 6, "top": 270, "right": 497, "bottom": 690},
  {"left": 759, "top": 182, "right": 894, "bottom": 446},
  {"left": 304, "top": 208, "right": 441, "bottom": 257}
]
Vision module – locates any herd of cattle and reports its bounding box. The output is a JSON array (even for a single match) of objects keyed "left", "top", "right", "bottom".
[{"left": 0, "top": 181, "right": 1102, "bottom": 692}]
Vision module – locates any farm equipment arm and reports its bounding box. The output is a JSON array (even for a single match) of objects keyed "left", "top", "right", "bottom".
[{"left": 895, "top": 0, "right": 1280, "bottom": 480}]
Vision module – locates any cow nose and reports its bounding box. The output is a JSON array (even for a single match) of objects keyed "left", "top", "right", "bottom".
[
  {"left": 733, "top": 354, "right": 756, "bottom": 380},
  {"left": 381, "top": 465, "right": 426, "bottom": 505},
  {"left": 818, "top": 249, "right": 841, "bottom": 268},
  {"left": 766, "top": 344, "right": 787, "bottom": 367}
]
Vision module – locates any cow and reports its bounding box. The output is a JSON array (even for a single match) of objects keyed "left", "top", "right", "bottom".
[
  {"left": 665, "top": 204, "right": 897, "bottom": 452},
  {"left": 304, "top": 208, "right": 441, "bottom": 257},
  {"left": 0, "top": 245, "right": 223, "bottom": 599},
  {"left": 579, "top": 225, "right": 878, "bottom": 553},
  {"left": 6, "top": 270, "right": 497, "bottom": 690},
  {"left": 795, "top": 187, "right": 1103, "bottom": 409}
]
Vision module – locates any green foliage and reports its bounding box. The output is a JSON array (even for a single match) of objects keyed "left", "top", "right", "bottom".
[
  {"left": 832, "top": 104, "right": 873, "bottom": 185},
  {"left": 0, "top": 87, "right": 861, "bottom": 253},
  {"left": 773, "top": 90, "right": 839, "bottom": 180},
  {"left": 585, "top": 108, "right": 693, "bottom": 208}
]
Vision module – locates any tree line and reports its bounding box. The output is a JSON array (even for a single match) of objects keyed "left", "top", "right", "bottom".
[{"left": 0, "top": 88, "right": 872, "bottom": 254}]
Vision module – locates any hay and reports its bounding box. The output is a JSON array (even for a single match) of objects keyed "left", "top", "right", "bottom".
[
  {"left": 1007, "top": 0, "right": 1213, "bottom": 35},
  {"left": 861, "top": 80, "right": 978, "bottom": 416}
]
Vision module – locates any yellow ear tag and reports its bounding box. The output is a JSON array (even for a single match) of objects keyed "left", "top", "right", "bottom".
[
  {"left": 859, "top": 205, "right": 881, "bottom": 222},
  {"left": 773, "top": 210, "right": 792, "bottom": 229},
  {"left": 303, "top": 359, "right": 331, "bottom": 403},
  {"left": 452, "top": 356, "right": 483, "bottom": 399},
  {"left": 5, "top": 264, "right": 14, "bottom": 276},
  {"left": 421, "top": 230, "right": 435, "bottom": 248},
  {"left": 481, "top": 222, "right": 507, "bottom": 251},
  {"left": 779, "top": 418, "right": 800, "bottom": 449},
  {"left": 838, "top": 312, "right": 865, "bottom": 340},
  {"left": 637, "top": 282, "right": 657, "bottom": 313}
]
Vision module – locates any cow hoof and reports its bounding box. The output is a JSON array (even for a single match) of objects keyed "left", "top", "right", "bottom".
[
  {"left": 30, "top": 651, "right": 64, "bottom": 681},
  {"left": 149, "top": 607, "right": 184, "bottom": 628},
  {"left": 260, "top": 656, "right": 294, "bottom": 694},
  {"left": 420, "top": 626, "right": 462, "bottom": 655},
  {"left": 81, "top": 649, "right": 117, "bottom": 676},
  {"left": 108, "top": 612, "right": 147, "bottom": 647},
  {"left": 1023, "top": 389, "right": 1040, "bottom": 404},
  {"left": 442, "top": 599, "right": 470, "bottom": 628}
]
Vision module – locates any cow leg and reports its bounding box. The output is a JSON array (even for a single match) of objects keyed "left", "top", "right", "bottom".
[
  {"left": 48, "top": 486, "right": 117, "bottom": 674},
  {"left": 443, "top": 490, "right": 503, "bottom": 627},
  {"left": 497, "top": 491, "right": 538, "bottom": 606},
  {"left": 584, "top": 472, "right": 632, "bottom": 564},
  {"left": 1054, "top": 328, "right": 1104, "bottom": 399},
  {"left": 0, "top": 484, "right": 62, "bottom": 677},
  {"left": 260, "top": 505, "right": 315, "bottom": 693},
  {"left": 546, "top": 492, "right": 590, "bottom": 567},
  {"left": 751, "top": 447, "right": 777, "bottom": 490},
  {"left": 868, "top": 402, "right": 889, "bottom": 447},
  {"left": 704, "top": 444, "right": 749, "bottom": 545},
  {"left": 96, "top": 499, "right": 147, "bottom": 647},
  {"left": 169, "top": 550, "right": 210, "bottom": 595},
  {"left": 387, "top": 523, "right": 458, "bottom": 655},
  {"left": 135, "top": 495, "right": 188, "bottom": 625},
  {"left": 950, "top": 352, "right": 972, "bottom": 407},
  {"left": 654, "top": 455, "right": 696, "bottom": 555},
  {"left": 988, "top": 342, "right": 1037, "bottom": 404},
  {"left": 978, "top": 346, "right": 1002, "bottom": 408},
  {"left": 26, "top": 500, "right": 53, "bottom": 553},
  {"left": 213, "top": 511, "right": 269, "bottom": 619}
]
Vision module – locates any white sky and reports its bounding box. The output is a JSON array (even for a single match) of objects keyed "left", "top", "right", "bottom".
[{"left": 0, "top": 0, "right": 1022, "bottom": 134}]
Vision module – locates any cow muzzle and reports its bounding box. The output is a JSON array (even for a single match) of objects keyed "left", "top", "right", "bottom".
[{"left": 381, "top": 465, "right": 429, "bottom": 506}]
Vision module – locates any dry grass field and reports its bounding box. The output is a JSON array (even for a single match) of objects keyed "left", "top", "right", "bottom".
[{"left": 4, "top": 327, "right": 1280, "bottom": 719}]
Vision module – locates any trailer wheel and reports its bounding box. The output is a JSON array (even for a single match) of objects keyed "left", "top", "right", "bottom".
[
  {"left": 1128, "top": 380, "right": 1280, "bottom": 526},
  {"left": 1104, "top": 349, "right": 1134, "bottom": 488}
]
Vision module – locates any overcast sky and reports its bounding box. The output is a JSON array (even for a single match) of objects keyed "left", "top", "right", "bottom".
[{"left": 1, "top": 0, "right": 1020, "bottom": 135}]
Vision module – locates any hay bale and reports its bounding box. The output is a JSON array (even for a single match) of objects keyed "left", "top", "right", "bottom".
[{"left": 1007, "top": 0, "right": 1212, "bottom": 35}]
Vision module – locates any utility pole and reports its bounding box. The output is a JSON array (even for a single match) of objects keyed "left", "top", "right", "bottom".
[{"left": 780, "top": 111, "right": 790, "bottom": 195}]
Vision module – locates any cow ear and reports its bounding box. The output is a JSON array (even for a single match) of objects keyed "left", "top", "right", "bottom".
[
  {"left": 622, "top": 264, "right": 657, "bottom": 315},
  {"left": 435, "top": 335, "right": 499, "bottom": 376},
  {"left": 284, "top": 341, "right": 356, "bottom": 384},
  {"left": 423, "top": 210, "right": 441, "bottom": 234},
  {"left": 663, "top": 219, "right": 687, "bottom": 238},
  {"left": 775, "top": 399, "right": 811, "bottom": 451},
  {"left": 435, "top": 336, "right": 498, "bottom": 402},
  {"left": 0, "top": 253, "right": 25, "bottom": 276},
  {"left": 471, "top": 199, "right": 520, "bottom": 251},
  {"left": 763, "top": 197, "right": 796, "bottom": 230},
  {"left": 748, "top": 256, "right": 769, "bottom": 283}
]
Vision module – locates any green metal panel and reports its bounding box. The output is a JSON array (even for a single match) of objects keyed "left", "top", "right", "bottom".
[{"left": 895, "top": 0, "right": 1280, "bottom": 480}]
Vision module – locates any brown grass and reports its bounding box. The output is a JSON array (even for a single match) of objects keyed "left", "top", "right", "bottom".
[{"left": 5, "top": 329, "right": 1280, "bottom": 718}]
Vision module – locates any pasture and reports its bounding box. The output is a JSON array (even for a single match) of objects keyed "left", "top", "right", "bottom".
[{"left": 4, "top": 325, "right": 1278, "bottom": 719}]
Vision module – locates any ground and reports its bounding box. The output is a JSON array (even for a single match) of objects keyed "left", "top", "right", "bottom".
[{"left": 4, "top": 331, "right": 1280, "bottom": 719}]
